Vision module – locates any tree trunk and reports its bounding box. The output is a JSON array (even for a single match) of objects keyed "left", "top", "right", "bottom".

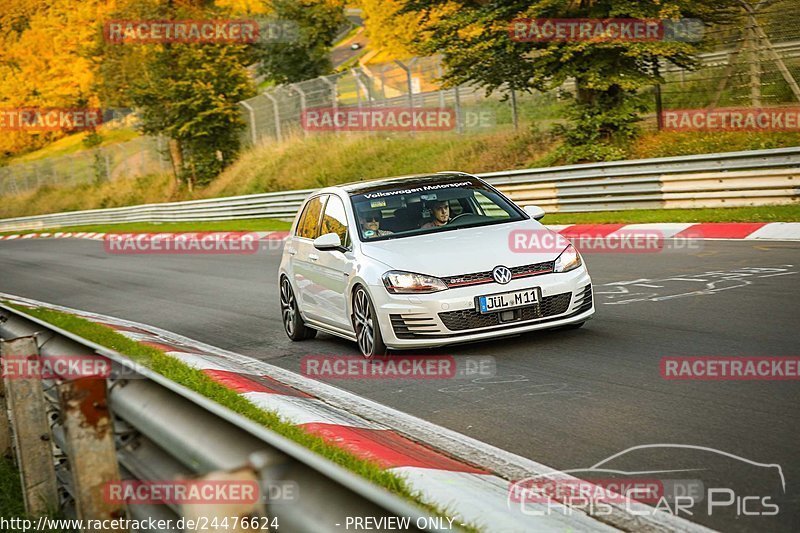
[{"left": 168, "top": 138, "right": 183, "bottom": 186}]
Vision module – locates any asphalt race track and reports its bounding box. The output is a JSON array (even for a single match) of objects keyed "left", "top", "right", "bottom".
[{"left": 1, "top": 237, "right": 798, "bottom": 532}]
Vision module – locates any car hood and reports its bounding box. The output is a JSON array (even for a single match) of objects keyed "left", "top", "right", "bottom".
[{"left": 358, "top": 220, "right": 569, "bottom": 277}]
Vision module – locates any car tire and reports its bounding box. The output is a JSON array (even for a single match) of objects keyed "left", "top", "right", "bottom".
[
  {"left": 280, "top": 277, "right": 317, "bottom": 341},
  {"left": 352, "top": 285, "right": 387, "bottom": 359}
]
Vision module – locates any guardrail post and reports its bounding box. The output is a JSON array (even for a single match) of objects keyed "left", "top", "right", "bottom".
[
  {"left": 57, "top": 371, "right": 126, "bottom": 528},
  {"left": 1, "top": 336, "right": 59, "bottom": 516},
  {"left": 0, "top": 366, "right": 10, "bottom": 458}
]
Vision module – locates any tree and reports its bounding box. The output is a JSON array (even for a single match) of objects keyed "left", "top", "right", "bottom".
[
  {"left": 360, "top": 0, "right": 418, "bottom": 57},
  {"left": 0, "top": 0, "right": 110, "bottom": 158},
  {"left": 401, "top": 0, "right": 739, "bottom": 161},
  {"left": 96, "top": 0, "right": 256, "bottom": 188},
  {"left": 255, "top": 0, "right": 346, "bottom": 84}
]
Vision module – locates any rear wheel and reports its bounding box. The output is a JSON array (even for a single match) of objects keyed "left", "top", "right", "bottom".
[
  {"left": 280, "top": 277, "right": 316, "bottom": 341},
  {"left": 352, "top": 286, "right": 387, "bottom": 359}
]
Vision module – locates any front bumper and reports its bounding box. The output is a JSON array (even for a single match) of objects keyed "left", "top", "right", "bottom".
[{"left": 368, "top": 266, "right": 594, "bottom": 349}]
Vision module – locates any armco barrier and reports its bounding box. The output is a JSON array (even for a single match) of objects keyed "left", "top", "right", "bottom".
[
  {"left": 0, "top": 303, "right": 442, "bottom": 532},
  {"left": 0, "top": 147, "right": 798, "bottom": 232}
]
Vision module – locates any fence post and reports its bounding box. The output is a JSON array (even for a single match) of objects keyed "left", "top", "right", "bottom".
[
  {"left": 655, "top": 84, "right": 664, "bottom": 130},
  {"left": 1, "top": 336, "right": 59, "bottom": 516},
  {"left": 395, "top": 60, "right": 414, "bottom": 109},
  {"left": 240, "top": 101, "right": 259, "bottom": 146},
  {"left": 321, "top": 76, "right": 338, "bottom": 134},
  {"left": 291, "top": 84, "right": 308, "bottom": 138},
  {"left": 57, "top": 372, "right": 126, "bottom": 528},
  {"left": 510, "top": 88, "right": 519, "bottom": 131},
  {"left": 454, "top": 86, "right": 463, "bottom": 134},
  {"left": 104, "top": 150, "right": 112, "bottom": 181},
  {"left": 264, "top": 91, "right": 282, "bottom": 143}
]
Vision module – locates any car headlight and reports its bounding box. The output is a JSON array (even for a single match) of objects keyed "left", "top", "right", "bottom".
[
  {"left": 382, "top": 271, "right": 448, "bottom": 294},
  {"left": 554, "top": 244, "right": 581, "bottom": 273}
]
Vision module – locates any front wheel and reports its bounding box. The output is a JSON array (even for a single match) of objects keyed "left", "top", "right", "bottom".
[
  {"left": 280, "top": 277, "right": 317, "bottom": 341},
  {"left": 352, "top": 286, "right": 387, "bottom": 359}
]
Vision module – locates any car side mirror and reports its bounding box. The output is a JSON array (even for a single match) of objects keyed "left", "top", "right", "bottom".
[
  {"left": 313, "top": 232, "right": 345, "bottom": 252},
  {"left": 524, "top": 205, "right": 546, "bottom": 220}
]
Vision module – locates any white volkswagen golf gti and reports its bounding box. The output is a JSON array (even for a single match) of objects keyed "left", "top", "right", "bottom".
[{"left": 278, "top": 173, "right": 594, "bottom": 358}]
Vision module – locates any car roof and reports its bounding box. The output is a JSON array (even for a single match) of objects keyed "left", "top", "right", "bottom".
[{"left": 336, "top": 172, "right": 479, "bottom": 195}]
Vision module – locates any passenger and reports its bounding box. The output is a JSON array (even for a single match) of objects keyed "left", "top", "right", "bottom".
[
  {"left": 421, "top": 200, "right": 450, "bottom": 229},
  {"left": 361, "top": 210, "right": 393, "bottom": 237}
]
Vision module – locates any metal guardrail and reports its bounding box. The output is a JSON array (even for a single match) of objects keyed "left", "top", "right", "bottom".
[
  {"left": 0, "top": 147, "right": 798, "bottom": 232},
  {"left": 0, "top": 303, "right": 445, "bottom": 532}
]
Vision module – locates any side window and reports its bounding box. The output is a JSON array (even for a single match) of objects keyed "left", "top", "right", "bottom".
[
  {"left": 474, "top": 191, "right": 510, "bottom": 219},
  {"left": 296, "top": 196, "right": 326, "bottom": 239},
  {"left": 319, "top": 195, "right": 350, "bottom": 247}
]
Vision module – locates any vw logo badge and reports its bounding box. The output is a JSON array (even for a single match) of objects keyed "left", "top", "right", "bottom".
[{"left": 492, "top": 265, "right": 512, "bottom": 285}]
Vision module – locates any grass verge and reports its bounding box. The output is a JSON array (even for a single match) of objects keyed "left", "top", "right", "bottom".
[
  {"left": 543, "top": 205, "right": 800, "bottom": 224},
  {"left": 4, "top": 303, "right": 481, "bottom": 532},
  {"left": 2, "top": 205, "right": 798, "bottom": 237},
  {"left": 0, "top": 219, "right": 292, "bottom": 237}
]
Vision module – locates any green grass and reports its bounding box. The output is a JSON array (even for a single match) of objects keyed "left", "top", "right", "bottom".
[
  {"left": 0, "top": 457, "right": 67, "bottom": 532},
  {"left": 0, "top": 456, "right": 25, "bottom": 518},
  {"left": 0, "top": 219, "right": 292, "bottom": 237},
  {"left": 4, "top": 303, "right": 481, "bottom": 532},
  {"left": 543, "top": 205, "right": 800, "bottom": 224}
]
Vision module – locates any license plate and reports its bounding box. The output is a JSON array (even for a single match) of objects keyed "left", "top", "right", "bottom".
[{"left": 477, "top": 288, "right": 539, "bottom": 314}]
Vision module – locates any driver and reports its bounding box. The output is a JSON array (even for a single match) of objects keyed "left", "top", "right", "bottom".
[{"left": 421, "top": 200, "right": 450, "bottom": 229}]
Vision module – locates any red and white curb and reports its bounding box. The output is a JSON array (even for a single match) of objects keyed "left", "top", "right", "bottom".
[
  {"left": 0, "top": 231, "right": 108, "bottom": 241},
  {"left": 549, "top": 222, "right": 800, "bottom": 241},
  {"left": 0, "top": 231, "right": 283, "bottom": 242},
  {"left": 0, "top": 292, "right": 713, "bottom": 532},
  {"left": 1, "top": 223, "right": 800, "bottom": 242}
]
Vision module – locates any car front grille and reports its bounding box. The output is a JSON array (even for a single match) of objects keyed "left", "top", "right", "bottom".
[
  {"left": 438, "top": 291, "right": 573, "bottom": 331},
  {"left": 442, "top": 261, "right": 555, "bottom": 288}
]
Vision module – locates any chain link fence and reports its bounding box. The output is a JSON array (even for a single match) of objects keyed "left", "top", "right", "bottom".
[
  {"left": 658, "top": 1, "right": 800, "bottom": 112},
  {"left": 0, "top": 134, "right": 172, "bottom": 197}
]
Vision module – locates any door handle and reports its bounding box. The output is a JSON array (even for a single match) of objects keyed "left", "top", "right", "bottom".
[
  {"left": 287, "top": 248, "right": 297, "bottom": 256},
  {"left": 309, "top": 253, "right": 319, "bottom": 261}
]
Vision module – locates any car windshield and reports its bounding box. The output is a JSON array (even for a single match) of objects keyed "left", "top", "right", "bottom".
[{"left": 350, "top": 178, "right": 525, "bottom": 241}]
